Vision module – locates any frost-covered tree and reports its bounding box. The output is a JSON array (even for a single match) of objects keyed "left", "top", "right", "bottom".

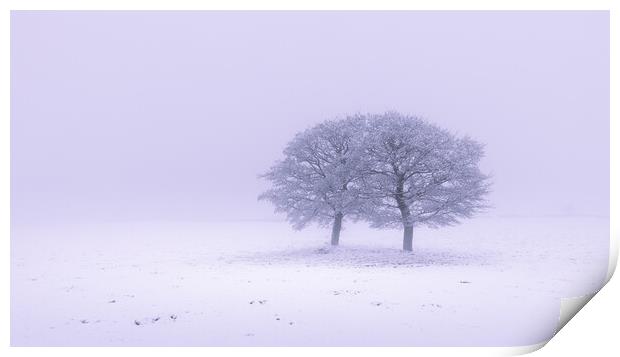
[
  {"left": 259, "top": 116, "right": 367, "bottom": 246},
  {"left": 361, "top": 112, "right": 490, "bottom": 251}
]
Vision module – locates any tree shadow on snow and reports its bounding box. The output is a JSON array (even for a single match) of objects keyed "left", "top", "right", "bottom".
[{"left": 229, "top": 245, "right": 492, "bottom": 268}]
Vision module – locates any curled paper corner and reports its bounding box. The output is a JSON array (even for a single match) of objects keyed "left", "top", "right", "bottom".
[
  {"left": 555, "top": 293, "right": 597, "bottom": 336},
  {"left": 512, "top": 294, "right": 598, "bottom": 356},
  {"left": 605, "top": 231, "right": 619, "bottom": 283},
  {"left": 525, "top": 237, "right": 617, "bottom": 353},
  {"left": 501, "top": 341, "right": 548, "bottom": 356}
]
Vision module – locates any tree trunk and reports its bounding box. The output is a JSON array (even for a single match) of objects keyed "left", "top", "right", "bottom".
[
  {"left": 394, "top": 176, "right": 413, "bottom": 251},
  {"left": 331, "top": 213, "right": 343, "bottom": 246},
  {"left": 403, "top": 225, "right": 414, "bottom": 251}
]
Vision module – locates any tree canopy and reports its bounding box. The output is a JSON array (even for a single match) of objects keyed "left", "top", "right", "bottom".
[
  {"left": 260, "top": 112, "right": 491, "bottom": 250},
  {"left": 259, "top": 116, "right": 368, "bottom": 245}
]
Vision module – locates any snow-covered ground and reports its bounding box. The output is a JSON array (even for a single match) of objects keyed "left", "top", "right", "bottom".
[{"left": 11, "top": 216, "right": 609, "bottom": 346}]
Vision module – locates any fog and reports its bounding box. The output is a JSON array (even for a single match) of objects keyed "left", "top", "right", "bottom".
[{"left": 11, "top": 11, "right": 609, "bottom": 225}]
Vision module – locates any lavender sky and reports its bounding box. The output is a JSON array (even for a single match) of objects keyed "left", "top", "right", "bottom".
[{"left": 11, "top": 11, "right": 609, "bottom": 226}]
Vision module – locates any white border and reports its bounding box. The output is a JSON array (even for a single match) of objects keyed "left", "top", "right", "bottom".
[
  {"left": 0, "top": 0, "right": 615, "bottom": 11},
  {"left": 1, "top": 1, "right": 616, "bottom": 356}
]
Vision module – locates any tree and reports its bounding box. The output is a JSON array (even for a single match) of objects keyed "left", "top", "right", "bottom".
[
  {"left": 259, "top": 116, "right": 367, "bottom": 246},
  {"left": 361, "top": 112, "right": 490, "bottom": 251}
]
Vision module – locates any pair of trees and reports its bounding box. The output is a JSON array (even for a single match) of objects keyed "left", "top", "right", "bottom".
[{"left": 259, "top": 112, "right": 490, "bottom": 252}]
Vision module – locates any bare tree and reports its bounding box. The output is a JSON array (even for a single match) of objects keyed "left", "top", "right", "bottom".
[
  {"left": 361, "top": 112, "right": 490, "bottom": 251},
  {"left": 259, "top": 116, "right": 367, "bottom": 246}
]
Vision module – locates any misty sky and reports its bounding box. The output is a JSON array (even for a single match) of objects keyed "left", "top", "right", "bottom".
[{"left": 11, "top": 11, "right": 609, "bottom": 225}]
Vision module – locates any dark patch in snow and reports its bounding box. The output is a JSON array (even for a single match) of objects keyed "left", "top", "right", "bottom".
[
  {"left": 132, "top": 316, "right": 168, "bottom": 325},
  {"left": 333, "top": 290, "right": 361, "bottom": 296},
  {"left": 459, "top": 281, "right": 472, "bottom": 284},
  {"left": 108, "top": 299, "right": 117, "bottom": 303},
  {"left": 80, "top": 319, "right": 89, "bottom": 324},
  {"left": 170, "top": 314, "right": 177, "bottom": 320}
]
